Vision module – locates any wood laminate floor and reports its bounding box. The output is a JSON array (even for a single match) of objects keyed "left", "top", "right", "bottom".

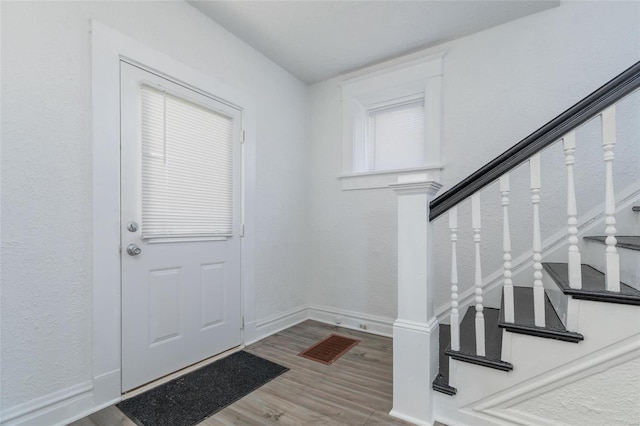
[{"left": 69, "top": 320, "right": 430, "bottom": 426}]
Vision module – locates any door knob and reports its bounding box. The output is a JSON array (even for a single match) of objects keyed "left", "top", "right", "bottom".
[{"left": 127, "top": 244, "right": 142, "bottom": 256}]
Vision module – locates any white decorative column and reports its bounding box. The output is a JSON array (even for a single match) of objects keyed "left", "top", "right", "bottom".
[{"left": 390, "top": 174, "right": 442, "bottom": 426}]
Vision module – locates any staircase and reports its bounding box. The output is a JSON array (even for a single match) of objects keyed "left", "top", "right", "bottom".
[
  {"left": 433, "top": 224, "right": 640, "bottom": 394},
  {"left": 390, "top": 60, "right": 640, "bottom": 426}
]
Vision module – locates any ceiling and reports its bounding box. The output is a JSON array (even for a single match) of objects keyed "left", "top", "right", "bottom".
[{"left": 189, "top": 1, "right": 559, "bottom": 84}]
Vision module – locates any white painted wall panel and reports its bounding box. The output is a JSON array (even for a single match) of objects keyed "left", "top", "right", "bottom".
[
  {"left": 0, "top": 0, "right": 309, "bottom": 411},
  {"left": 307, "top": 1, "right": 640, "bottom": 320}
]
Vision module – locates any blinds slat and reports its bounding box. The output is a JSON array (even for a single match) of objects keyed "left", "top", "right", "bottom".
[{"left": 140, "top": 85, "right": 234, "bottom": 238}]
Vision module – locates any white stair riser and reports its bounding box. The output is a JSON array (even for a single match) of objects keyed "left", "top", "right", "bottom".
[
  {"left": 582, "top": 241, "right": 639, "bottom": 290},
  {"left": 542, "top": 273, "right": 569, "bottom": 328}
]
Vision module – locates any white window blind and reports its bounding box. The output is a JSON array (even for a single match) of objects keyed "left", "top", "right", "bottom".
[
  {"left": 367, "top": 100, "right": 425, "bottom": 171},
  {"left": 140, "top": 85, "right": 234, "bottom": 238}
]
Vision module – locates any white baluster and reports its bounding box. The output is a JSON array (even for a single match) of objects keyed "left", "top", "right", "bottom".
[
  {"left": 564, "top": 131, "right": 582, "bottom": 289},
  {"left": 530, "top": 153, "right": 546, "bottom": 327},
  {"left": 449, "top": 207, "right": 460, "bottom": 351},
  {"left": 602, "top": 106, "right": 620, "bottom": 292},
  {"left": 500, "top": 175, "right": 514, "bottom": 323},
  {"left": 472, "top": 194, "right": 485, "bottom": 356}
]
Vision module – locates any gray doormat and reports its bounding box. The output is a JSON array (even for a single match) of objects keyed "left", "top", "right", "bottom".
[{"left": 117, "top": 351, "right": 288, "bottom": 426}]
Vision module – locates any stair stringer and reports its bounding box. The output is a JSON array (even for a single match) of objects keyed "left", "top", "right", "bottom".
[
  {"left": 433, "top": 299, "right": 640, "bottom": 425},
  {"left": 472, "top": 335, "right": 639, "bottom": 426},
  {"left": 435, "top": 181, "right": 640, "bottom": 323}
]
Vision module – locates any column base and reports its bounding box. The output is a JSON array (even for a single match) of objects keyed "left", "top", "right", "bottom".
[{"left": 390, "top": 318, "right": 439, "bottom": 426}]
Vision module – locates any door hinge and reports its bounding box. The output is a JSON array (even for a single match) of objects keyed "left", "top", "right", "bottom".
[
  {"left": 241, "top": 316, "right": 245, "bottom": 330},
  {"left": 240, "top": 224, "right": 245, "bottom": 237},
  {"left": 241, "top": 130, "right": 246, "bottom": 144}
]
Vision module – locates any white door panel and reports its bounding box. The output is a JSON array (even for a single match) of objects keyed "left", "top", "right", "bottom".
[{"left": 120, "top": 62, "right": 242, "bottom": 392}]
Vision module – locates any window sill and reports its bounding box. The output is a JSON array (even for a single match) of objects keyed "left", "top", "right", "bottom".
[{"left": 338, "top": 166, "right": 443, "bottom": 191}]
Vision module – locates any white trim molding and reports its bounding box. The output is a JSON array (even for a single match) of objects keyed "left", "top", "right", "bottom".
[
  {"left": 394, "top": 317, "right": 438, "bottom": 334},
  {"left": 0, "top": 382, "right": 93, "bottom": 426},
  {"left": 339, "top": 165, "right": 443, "bottom": 191},
  {"left": 389, "top": 174, "right": 443, "bottom": 197},
  {"left": 340, "top": 52, "right": 445, "bottom": 190},
  {"left": 247, "top": 304, "right": 396, "bottom": 345},
  {"left": 247, "top": 305, "right": 309, "bottom": 345},
  {"left": 388, "top": 410, "right": 434, "bottom": 426},
  {"left": 308, "top": 305, "right": 395, "bottom": 337}
]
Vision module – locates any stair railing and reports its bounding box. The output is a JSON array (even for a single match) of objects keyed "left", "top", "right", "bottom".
[
  {"left": 430, "top": 60, "right": 640, "bottom": 358},
  {"left": 390, "top": 61, "right": 640, "bottom": 420}
]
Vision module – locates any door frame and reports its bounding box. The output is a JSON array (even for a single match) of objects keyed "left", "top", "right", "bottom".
[{"left": 91, "top": 20, "right": 257, "bottom": 405}]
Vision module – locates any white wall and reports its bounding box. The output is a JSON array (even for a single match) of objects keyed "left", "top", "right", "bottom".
[
  {"left": 2, "top": 0, "right": 639, "bottom": 421},
  {"left": 0, "top": 0, "right": 308, "bottom": 413},
  {"left": 513, "top": 356, "right": 640, "bottom": 426},
  {"left": 307, "top": 1, "right": 640, "bottom": 321}
]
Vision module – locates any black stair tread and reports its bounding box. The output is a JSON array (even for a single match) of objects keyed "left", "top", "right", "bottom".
[
  {"left": 433, "top": 325, "right": 457, "bottom": 396},
  {"left": 543, "top": 262, "right": 640, "bottom": 305},
  {"left": 498, "top": 287, "right": 583, "bottom": 343},
  {"left": 584, "top": 235, "right": 640, "bottom": 251},
  {"left": 433, "top": 374, "right": 457, "bottom": 396},
  {"left": 445, "top": 307, "right": 513, "bottom": 371}
]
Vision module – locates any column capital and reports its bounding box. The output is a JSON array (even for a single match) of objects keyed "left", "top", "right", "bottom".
[{"left": 390, "top": 177, "right": 442, "bottom": 197}]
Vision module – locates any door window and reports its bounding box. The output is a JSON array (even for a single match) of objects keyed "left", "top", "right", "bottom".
[{"left": 140, "top": 85, "right": 236, "bottom": 239}]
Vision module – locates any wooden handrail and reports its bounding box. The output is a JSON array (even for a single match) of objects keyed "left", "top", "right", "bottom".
[{"left": 429, "top": 60, "right": 640, "bottom": 221}]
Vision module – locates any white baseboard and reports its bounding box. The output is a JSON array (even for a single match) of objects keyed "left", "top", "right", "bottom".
[
  {"left": 389, "top": 409, "right": 433, "bottom": 426},
  {"left": 1, "top": 381, "right": 93, "bottom": 426},
  {"left": 308, "top": 305, "right": 394, "bottom": 337},
  {"left": 90, "top": 369, "right": 121, "bottom": 409},
  {"left": 247, "top": 305, "right": 309, "bottom": 345},
  {"left": 0, "top": 369, "right": 122, "bottom": 426},
  {"left": 60, "top": 397, "right": 120, "bottom": 426},
  {"left": 248, "top": 304, "right": 395, "bottom": 346}
]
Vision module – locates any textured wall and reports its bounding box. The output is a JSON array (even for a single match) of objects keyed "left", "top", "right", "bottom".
[
  {"left": 307, "top": 81, "right": 400, "bottom": 318},
  {"left": 513, "top": 357, "right": 640, "bottom": 425},
  {"left": 1, "top": 1, "right": 309, "bottom": 410},
  {"left": 307, "top": 1, "right": 640, "bottom": 320}
]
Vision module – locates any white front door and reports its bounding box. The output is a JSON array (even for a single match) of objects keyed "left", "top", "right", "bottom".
[{"left": 120, "top": 62, "right": 243, "bottom": 392}]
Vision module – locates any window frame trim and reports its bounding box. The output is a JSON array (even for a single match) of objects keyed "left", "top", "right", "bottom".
[{"left": 339, "top": 52, "right": 445, "bottom": 190}]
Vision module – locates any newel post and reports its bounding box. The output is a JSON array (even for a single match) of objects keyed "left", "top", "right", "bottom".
[{"left": 389, "top": 174, "right": 442, "bottom": 426}]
